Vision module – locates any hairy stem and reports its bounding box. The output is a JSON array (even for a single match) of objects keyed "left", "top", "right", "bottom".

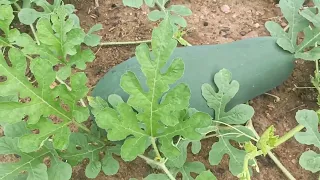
[
  {"left": 151, "top": 137, "right": 162, "bottom": 160},
  {"left": 13, "top": 2, "right": 40, "bottom": 45},
  {"left": 274, "top": 124, "right": 305, "bottom": 147},
  {"left": 100, "top": 40, "right": 151, "bottom": 46},
  {"left": 29, "top": 24, "right": 40, "bottom": 45},
  {"left": 247, "top": 120, "right": 296, "bottom": 180},
  {"left": 138, "top": 155, "right": 175, "bottom": 180}
]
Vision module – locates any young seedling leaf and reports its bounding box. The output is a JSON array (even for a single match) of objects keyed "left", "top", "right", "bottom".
[
  {"left": 299, "top": 150, "right": 320, "bottom": 173},
  {"left": 0, "top": 138, "right": 70, "bottom": 180},
  {"left": 201, "top": 68, "right": 254, "bottom": 124},
  {"left": 256, "top": 125, "right": 279, "bottom": 155},
  {"left": 91, "top": 19, "right": 212, "bottom": 161},
  {"left": 17, "top": 0, "right": 75, "bottom": 25},
  {"left": 195, "top": 170, "right": 217, "bottom": 180},
  {"left": 170, "top": 161, "right": 206, "bottom": 180},
  {"left": 36, "top": 6, "right": 85, "bottom": 62},
  {"left": 294, "top": 110, "right": 320, "bottom": 148}
]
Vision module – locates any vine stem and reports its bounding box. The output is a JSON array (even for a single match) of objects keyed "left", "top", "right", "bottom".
[
  {"left": 151, "top": 137, "right": 162, "bottom": 161},
  {"left": 246, "top": 120, "right": 296, "bottom": 180},
  {"left": 274, "top": 124, "right": 305, "bottom": 147},
  {"left": 138, "top": 155, "right": 175, "bottom": 180},
  {"left": 100, "top": 40, "right": 151, "bottom": 46},
  {"left": 13, "top": 2, "right": 40, "bottom": 45}
]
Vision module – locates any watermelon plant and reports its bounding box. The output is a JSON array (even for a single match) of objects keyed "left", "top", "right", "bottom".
[
  {"left": 266, "top": 0, "right": 320, "bottom": 175},
  {"left": 0, "top": 0, "right": 319, "bottom": 180},
  {"left": 89, "top": 16, "right": 318, "bottom": 180}
]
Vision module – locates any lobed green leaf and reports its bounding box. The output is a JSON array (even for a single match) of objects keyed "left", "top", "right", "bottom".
[
  {"left": 0, "top": 138, "right": 71, "bottom": 180},
  {"left": 201, "top": 69, "right": 254, "bottom": 124},
  {"left": 59, "top": 132, "right": 120, "bottom": 178},
  {"left": 91, "top": 19, "right": 212, "bottom": 162}
]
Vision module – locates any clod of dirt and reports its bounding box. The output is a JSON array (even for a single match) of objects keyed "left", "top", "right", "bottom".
[
  {"left": 253, "top": 23, "right": 260, "bottom": 28},
  {"left": 241, "top": 31, "right": 258, "bottom": 39},
  {"left": 220, "top": 5, "right": 231, "bottom": 14}
]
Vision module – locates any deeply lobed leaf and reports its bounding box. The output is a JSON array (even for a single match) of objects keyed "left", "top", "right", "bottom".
[
  {"left": 91, "top": 19, "right": 212, "bottom": 162},
  {"left": 0, "top": 49, "right": 89, "bottom": 151},
  {"left": 0, "top": 137, "right": 72, "bottom": 180},
  {"left": 208, "top": 127, "right": 254, "bottom": 176},
  {"left": 201, "top": 68, "right": 254, "bottom": 124},
  {"left": 201, "top": 69, "right": 255, "bottom": 176},
  {"left": 59, "top": 131, "right": 120, "bottom": 179},
  {"left": 0, "top": 4, "right": 92, "bottom": 152}
]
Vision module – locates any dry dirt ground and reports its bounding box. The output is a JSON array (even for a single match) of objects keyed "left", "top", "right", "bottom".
[{"left": 1, "top": 0, "right": 319, "bottom": 179}]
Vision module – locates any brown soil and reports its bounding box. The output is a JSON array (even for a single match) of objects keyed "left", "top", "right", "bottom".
[{"left": 1, "top": 0, "right": 319, "bottom": 179}]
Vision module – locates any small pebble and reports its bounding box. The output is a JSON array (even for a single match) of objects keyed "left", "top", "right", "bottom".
[
  {"left": 240, "top": 31, "right": 247, "bottom": 36},
  {"left": 253, "top": 23, "right": 260, "bottom": 28},
  {"left": 220, "top": 5, "right": 231, "bottom": 14}
]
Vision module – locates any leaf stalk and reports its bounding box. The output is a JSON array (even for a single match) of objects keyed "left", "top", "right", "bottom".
[
  {"left": 274, "top": 124, "right": 304, "bottom": 147},
  {"left": 151, "top": 137, "right": 162, "bottom": 161},
  {"left": 12, "top": 2, "right": 40, "bottom": 45},
  {"left": 138, "top": 155, "right": 175, "bottom": 180}
]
